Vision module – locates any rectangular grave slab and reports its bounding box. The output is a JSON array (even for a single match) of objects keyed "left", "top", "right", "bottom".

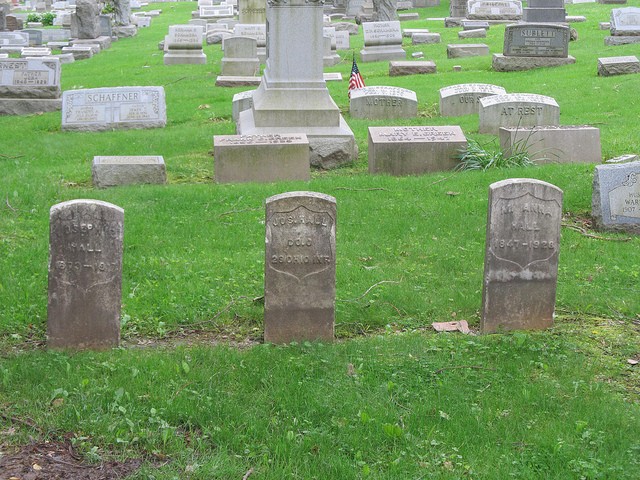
[
  {"left": 213, "top": 134, "right": 310, "bottom": 183},
  {"left": 412, "top": 33, "right": 441, "bottom": 44},
  {"left": 447, "top": 43, "right": 490, "bottom": 58},
  {"left": 62, "top": 86, "right": 166, "bottom": 131},
  {"left": 479, "top": 93, "right": 559, "bottom": 134},
  {"left": 597, "top": 55, "right": 640, "bottom": 75},
  {"left": 368, "top": 126, "right": 467, "bottom": 176},
  {"left": 47, "top": 200, "right": 124, "bottom": 349},
  {"left": 264, "top": 192, "right": 336, "bottom": 343},
  {"left": 349, "top": 86, "right": 417, "bottom": 119},
  {"left": 481, "top": 179, "right": 563, "bottom": 333},
  {"left": 92, "top": 156, "right": 167, "bottom": 188},
  {"left": 592, "top": 161, "right": 640, "bottom": 234},
  {"left": 459, "top": 28, "right": 487, "bottom": 38},
  {"left": 439, "top": 83, "right": 506, "bottom": 117},
  {"left": 504, "top": 24, "right": 570, "bottom": 57},
  {"left": 499, "top": 126, "right": 601, "bottom": 164},
  {"left": 389, "top": 60, "right": 436, "bottom": 76}
]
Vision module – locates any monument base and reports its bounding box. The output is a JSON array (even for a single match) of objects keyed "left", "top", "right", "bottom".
[
  {"left": 71, "top": 36, "right": 111, "bottom": 50},
  {"left": 114, "top": 25, "right": 138, "bottom": 38},
  {"left": 360, "top": 46, "right": 406, "bottom": 62},
  {"left": 0, "top": 98, "right": 62, "bottom": 116},
  {"left": 164, "top": 50, "right": 207, "bottom": 65},
  {"left": 237, "top": 108, "right": 357, "bottom": 169},
  {"left": 492, "top": 53, "right": 576, "bottom": 72}
]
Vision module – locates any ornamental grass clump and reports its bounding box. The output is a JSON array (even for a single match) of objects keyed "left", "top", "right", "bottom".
[{"left": 456, "top": 138, "right": 536, "bottom": 171}]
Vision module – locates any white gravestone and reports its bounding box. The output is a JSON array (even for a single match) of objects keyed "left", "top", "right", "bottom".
[
  {"left": 439, "top": 83, "right": 506, "bottom": 117},
  {"left": 360, "top": 21, "right": 405, "bottom": 62},
  {"left": 479, "top": 93, "right": 559, "bottom": 135},
  {"left": 350, "top": 86, "right": 417, "bottom": 119},
  {"left": 164, "top": 25, "right": 206, "bottom": 64},
  {"left": 0, "top": 57, "right": 62, "bottom": 115}
]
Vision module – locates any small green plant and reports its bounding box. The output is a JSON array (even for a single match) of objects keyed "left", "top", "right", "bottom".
[
  {"left": 456, "top": 138, "right": 535, "bottom": 171},
  {"left": 26, "top": 12, "right": 41, "bottom": 23},
  {"left": 102, "top": 1, "right": 116, "bottom": 14},
  {"left": 40, "top": 12, "right": 57, "bottom": 26}
]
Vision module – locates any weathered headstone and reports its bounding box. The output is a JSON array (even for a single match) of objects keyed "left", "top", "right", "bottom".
[
  {"left": 92, "top": 156, "right": 167, "bottom": 187},
  {"left": 349, "top": 86, "right": 417, "bottom": 119},
  {"left": 164, "top": 25, "right": 206, "bottom": 64},
  {"left": 5, "top": 15, "right": 22, "bottom": 32},
  {"left": 231, "top": 88, "right": 254, "bottom": 121},
  {"left": 236, "top": 0, "right": 356, "bottom": 169},
  {"left": 597, "top": 55, "right": 640, "bottom": 76},
  {"left": 389, "top": 60, "right": 436, "bottom": 76},
  {"left": 234, "top": 23, "right": 266, "bottom": 61},
  {"left": 467, "top": 0, "right": 522, "bottom": 20},
  {"left": 0, "top": 31, "right": 29, "bottom": 51},
  {"left": 360, "top": 21, "right": 405, "bottom": 62},
  {"left": 264, "top": 191, "right": 336, "bottom": 343},
  {"left": 213, "top": 134, "right": 310, "bottom": 183},
  {"left": 439, "top": 83, "right": 506, "bottom": 117},
  {"left": 412, "top": 32, "right": 441, "bottom": 44},
  {"left": 71, "top": 0, "right": 101, "bottom": 39},
  {"left": 479, "top": 93, "right": 559, "bottom": 134},
  {"left": 0, "top": 57, "right": 62, "bottom": 115},
  {"left": 592, "top": 161, "right": 640, "bottom": 234},
  {"left": 499, "top": 126, "right": 601, "bottom": 164},
  {"left": 47, "top": 199, "right": 124, "bottom": 349},
  {"left": 447, "top": 43, "right": 489, "bottom": 58},
  {"left": 61, "top": 86, "right": 166, "bottom": 131},
  {"left": 368, "top": 126, "right": 467, "bottom": 175},
  {"left": 335, "top": 30, "right": 349, "bottom": 50},
  {"left": 605, "top": 7, "right": 640, "bottom": 45},
  {"left": 481, "top": 179, "right": 563, "bottom": 333},
  {"left": 523, "top": 0, "right": 565, "bottom": 23},
  {"left": 220, "top": 35, "right": 259, "bottom": 76},
  {"left": 372, "top": 0, "right": 397, "bottom": 21},
  {"left": 22, "top": 29, "right": 43, "bottom": 46},
  {"left": 238, "top": 0, "right": 266, "bottom": 24}
]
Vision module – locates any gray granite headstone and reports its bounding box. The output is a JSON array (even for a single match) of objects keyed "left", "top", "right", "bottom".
[
  {"left": 47, "top": 199, "right": 124, "bottom": 349},
  {"left": 481, "top": 179, "right": 562, "bottom": 333},
  {"left": 349, "top": 86, "right": 417, "bottom": 119},
  {"left": 439, "top": 83, "right": 506, "bottom": 117},
  {"left": 467, "top": 0, "right": 522, "bottom": 20},
  {"left": 592, "top": 161, "right": 640, "bottom": 234},
  {"left": 264, "top": 191, "right": 336, "bottom": 344},
  {"left": 92, "top": 155, "right": 166, "bottom": 187},
  {"left": 479, "top": 93, "right": 560, "bottom": 135},
  {"left": 504, "top": 23, "right": 570, "bottom": 58},
  {"left": 610, "top": 7, "right": 640, "bottom": 36}
]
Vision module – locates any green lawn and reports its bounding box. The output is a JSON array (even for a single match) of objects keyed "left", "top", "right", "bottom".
[{"left": 1, "top": 1, "right": 639, "bottom": 478}]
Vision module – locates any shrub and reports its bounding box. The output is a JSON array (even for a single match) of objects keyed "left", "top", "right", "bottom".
[
  {"left": 456, "top": 138, "right": 536, "bottom": 171},
  {"left": 40, "top": 12, "right": 57, "bottom": 26}
]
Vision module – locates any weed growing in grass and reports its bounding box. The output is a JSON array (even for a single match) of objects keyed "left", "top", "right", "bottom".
[{"left": 456, "top": 138, "right": 536, "bottom": 171}]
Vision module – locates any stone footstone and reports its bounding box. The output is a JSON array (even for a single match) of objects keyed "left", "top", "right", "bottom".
[
  {"left": 264, "top": 191, "right": 336, "bottom": 344},
  {"left": 368, "top": 126, "right": 467, "bottom": 175},
  {"left": 447, "top": 43, "right": 489, "bottom": 58},
  {"left": 458, "top": 28, "right": 487, "bottom": 38},
  {"left": 213, "top": 134, "right": 310, "bottom": 183},
  {"left": 412, "top": 32, "right": 441, "bottom": 44},
  {"left": 492, "top": 53, "right": 576, "bottom": 72},
  {"left": 389, "top": 60, "right": 436, "bottom": 76},
  {"left": 92, "top": 156, "right": 167, "bottom": 188},
  {"left": 216, "top": 75, "right": 261, "bottom": 87},
  {"left": 592, "top": 161, "right": 640, "bottom": 234},
  {"left": 399, "top": 13, "right": 419, "bottom": 21},
  {"left": 61, "top": 46, "right": 94, "bottom": 59},
  {"left": 71, "top": 36, "right": 111, "bottom": 50},
  {"left": 47, "top": 200, "right": 124, "bottom": 349},
  {"left": 598, "top": 55, "right": 640, "bottom": 76},
  {"left": 481, "top": 179, "right": 563, "bottom": 334},
  {"left": 403, "top": 28, "right": 429, "bottom": 38},
  {"left": 499, "top": 126, "right": 601, "bottom": 164},
  {"left": 604, "top": 36, "right": 640, "bottom": 46}
]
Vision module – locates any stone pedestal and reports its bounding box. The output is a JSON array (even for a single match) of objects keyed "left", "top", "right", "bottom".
[{"left": 236, "top": 0, "right": 356, "bottom": 169}]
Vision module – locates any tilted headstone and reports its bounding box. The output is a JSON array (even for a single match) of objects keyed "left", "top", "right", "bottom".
[
  {"left": 467, "top": 0, "right": 522, "bottom": 20},
  {"left": 368, "top": 126, "right": 467, "bottom": 176},
  {"left": 350, "top": 86, "right": 417, "bottom": 119},
  {"left": 62, "top": 86, "right": 166, "bottom": 131},
  {"left": 0, "top": 57, "right": 62, "bottom": 115},
  {"left": 592, "top": 161, "right": 640, "bottom": 234},
  {"left": 439, "top": 83, "right": 506, "bottom": 117},
  {"left": 360, "top": 21, "right": 405, "bottom": 62},
  {"left": 481, "top": 179, "right": 562, "bottom": 333},
  {"left": 264, "top": 192, "right": 336, "bottom": 343},
  {"left": 47, "top": 200, "right": 124, "bottom": 349},
  {"left": 92, "top": 156, "right": 167, "bottom": 187},
  {"left": 213, "top": 134, "right": 310, "bottom": 183},
  {"left": 479, "top": 93, "right": 559, "bottom": 134}
]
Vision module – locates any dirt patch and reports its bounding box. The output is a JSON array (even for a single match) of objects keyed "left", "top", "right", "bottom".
[{"left": 0, "top": 441, "right": 142, "bottom": 480}]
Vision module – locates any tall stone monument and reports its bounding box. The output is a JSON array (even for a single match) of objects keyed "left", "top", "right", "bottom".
[
  {"left": 264, "top": 191, "right": 336, "bottom": 343},
  {"left": 236, "top": 0, "right": 356, "bottom": 169},
  {"left": 372, "top": 0, "right": 397, "bottom": 21},
  {"left": 71, "top": 0, "right": 101, "bottom": 39},
  {"left": 47, "top": 200, "right": 124, "bottom": 349},
  {"left": 113, "top": 0, "right": 137, "bottom": 37}
]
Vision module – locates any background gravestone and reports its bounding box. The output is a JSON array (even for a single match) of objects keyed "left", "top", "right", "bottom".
[
  {"left": 481, "top": 179, "right": 563, "bottom": 333},
  {"left": 592, "top": 161, "right": 640, "bottom": 234},
  {"left": 72, "top": 0, "right": 101, "bottom": 39},
  {"left": 372, "top": 0, "right": 397, "bottom": 21},
  {"left": 264, "top": 192, "right": 336, "bottom": 344},
  {"left": 47, "top": 199, "right": 124, "bottom": 349}
]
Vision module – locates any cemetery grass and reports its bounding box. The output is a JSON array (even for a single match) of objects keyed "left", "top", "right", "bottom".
[{"left": 0, "top": 1, "right": 640, "bottom": 478}]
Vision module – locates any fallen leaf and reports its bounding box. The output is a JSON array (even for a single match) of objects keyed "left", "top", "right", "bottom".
[
  {"left": 52, "top": 397, "right": 64, "bottom": 408},
  {"left": 33, "top": 463, "right": 42, "bottom": 471},
  {"left": 446, "top": 191, "right": 460, "bottom": 196},
  {"left": 432, "top": 320, "right": 470, "bottom": 334},
  {"left": 628, "top": 359, "right": 639, "bottom": 365}
]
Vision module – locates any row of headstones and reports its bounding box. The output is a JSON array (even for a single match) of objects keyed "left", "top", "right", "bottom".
[
  {"left": 46, "top": 169, "right": 639, "bottom": 349},
  {"left": 45, "top": 181, "right": 562, "bottom": 348}
]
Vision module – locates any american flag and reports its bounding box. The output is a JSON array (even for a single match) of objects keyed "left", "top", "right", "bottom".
[{"left": 348, "top": 56, "right": 365, "bottom": 98}]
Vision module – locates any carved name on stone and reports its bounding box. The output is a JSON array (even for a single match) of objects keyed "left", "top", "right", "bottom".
[
  {"left": 592, "top": 161, "right": 640, "bottom": 234},
  {"left": 504, "top": 23, "right": 570, "bottom": 57},
  {"left": 350, "top": 86, "right": 417, "bottom": 119},
  {"left": 439, "top": 83, "right": 506, "bottom": 116}
]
